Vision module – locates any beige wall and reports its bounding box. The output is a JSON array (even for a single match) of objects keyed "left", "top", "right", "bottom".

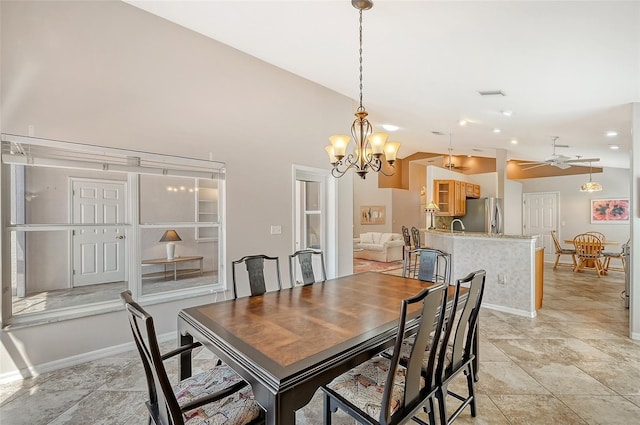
[{"left": 0, "top": 0, "right": 354, "bottom": 377}]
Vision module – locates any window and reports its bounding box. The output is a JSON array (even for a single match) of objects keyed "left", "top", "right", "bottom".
[{"left": 1, "top": 134, "right": 225, "bottom": 326}]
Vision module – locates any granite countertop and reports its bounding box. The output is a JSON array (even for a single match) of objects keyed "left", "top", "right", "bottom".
[{"left": 422, "top": 229, "right": 536, "bottom": 240}]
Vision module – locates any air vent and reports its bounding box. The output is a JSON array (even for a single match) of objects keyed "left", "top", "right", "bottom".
[
  {"left": 478, "top": 90, "right": 506, "bottom": 96},
  {"left": 431, "top": 131, "right": 446, "bottom": 136}
]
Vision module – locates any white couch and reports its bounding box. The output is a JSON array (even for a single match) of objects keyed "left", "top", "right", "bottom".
[{"left": 353, "top": 232, "right": 404, "bottom": 262}]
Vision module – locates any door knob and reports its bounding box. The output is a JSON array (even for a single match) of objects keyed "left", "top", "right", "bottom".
[{"left": 116, "top": 235, "right": 125, "bottom": 239}]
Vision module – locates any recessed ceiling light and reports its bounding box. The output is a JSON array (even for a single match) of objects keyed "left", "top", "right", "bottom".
[
  {"left": 605, "top": 130, "right": 618, "bottom": 137},
  {"left": 609, "top": 144, "right": 620, "bottom": 150},
  {"left": 493, "top": 128, "right": 501, "bottom": 133},
  {"left": 458, "top": 120, "right": 467, "bottom": 126},
  {"left": 382, "top": 124, "right": 399, "bottom": 132},
  {"left": 510, "top": 139, "right": 518, "bottom": 145},
  {"left": 501, "top": 110, "right": 513, "bottom": 117}
]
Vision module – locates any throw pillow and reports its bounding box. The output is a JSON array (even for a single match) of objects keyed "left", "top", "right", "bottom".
[
  {"left": 371, "top": 232, "right": 382, "bottom": 244},
  {"left": 360, "top": 233, "right": 374, "bottom": 244},
  {"left": 379, "top": 233, "right": 393, "bottom": 245}
]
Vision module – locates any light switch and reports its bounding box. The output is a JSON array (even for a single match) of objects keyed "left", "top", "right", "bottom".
[{"left": 270, "top": 225, "right": 282, "bottom": 235}]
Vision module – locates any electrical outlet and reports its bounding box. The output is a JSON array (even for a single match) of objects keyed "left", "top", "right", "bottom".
[
  {"left": 498, "top": 274, "right": 506, "bottom": 285},
  {"left": 270, "top": 225, "right": 282, "bottom": 235}
]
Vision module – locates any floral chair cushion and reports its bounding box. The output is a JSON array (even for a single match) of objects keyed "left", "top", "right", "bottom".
[
  {"left": 174, "top": 365, "right": 262, "bottom": 425},
  {"left": 326, "top": 355, "right": 424, "bottom": 422}
]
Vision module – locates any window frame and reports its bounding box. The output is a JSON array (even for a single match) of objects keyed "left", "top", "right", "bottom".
[{"left": 1, "top": 134, "right": 226, "bottom": 328}]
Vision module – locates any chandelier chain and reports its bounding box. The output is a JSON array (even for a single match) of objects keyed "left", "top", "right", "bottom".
[{"left": 358, "top": 9, "right": 364, "bottom": 111}]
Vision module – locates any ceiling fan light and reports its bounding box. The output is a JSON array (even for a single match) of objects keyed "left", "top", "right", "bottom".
[{"left": 580, "top": 181, "right": 603, "bottom": 192}]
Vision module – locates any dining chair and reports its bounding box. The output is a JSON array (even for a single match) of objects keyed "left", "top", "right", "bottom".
[
  {"left": 403, "top": 248, "right": 451, "bottom": 285},
  {"left": 550, "top": 230, "right": 577, "bottom": 270},
  {"left": 232, "top": 254, "right": 282, "bottom": 298},
  {"left": 435, "top": 269, "right": 486, "bottom": 425},
  {"left": 573, "top": 233, "right": 605, "bottom": 277},
  {"left": 321, "top": 284, "right": 447, "bottom": 425},
  {"left": 288, "top": 249, "right": 326, "bottom": 286},
  {"left": 603, "top": 238, "right": 629, "bottom": 273},
  {"left": 119, "top": 290, "right": 264, "bottom": 425}
]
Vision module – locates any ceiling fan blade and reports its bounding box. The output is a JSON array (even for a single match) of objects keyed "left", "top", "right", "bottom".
[
  {"left": 554, "top": 162, "right": 571, "bottom": 170},
  {"left": 518, "top": 161, "right": 545, "bottom": 166},
  {"left": 521, "top": 163, "right": 549, "bottom": 171},
  {"left": 564, "top": 158, "right": 600, "bottom": 164}
]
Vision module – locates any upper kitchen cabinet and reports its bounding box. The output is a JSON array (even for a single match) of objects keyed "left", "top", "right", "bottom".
[
  {"left": 465, "top": 183, "right": 481, "bottom": 199},
  {"left": 434, "top": 179, "right": 466, "bottom": 216}
]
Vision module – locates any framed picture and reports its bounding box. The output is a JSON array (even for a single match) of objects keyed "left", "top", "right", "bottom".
[
  {"left": 590, "top": 199, "right": 629, "bottom": 223},
  {"left": 360, "top": 205, "right": 385, "bottom": 225}
]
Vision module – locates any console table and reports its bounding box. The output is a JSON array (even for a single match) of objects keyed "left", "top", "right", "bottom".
[{"left": 141, "top": 256, "right": 203, "bottom": 280}]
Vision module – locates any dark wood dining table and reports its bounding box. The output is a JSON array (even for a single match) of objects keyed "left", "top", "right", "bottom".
[{"left": 178, "top": 271, "right": 465, "bottom": 425}]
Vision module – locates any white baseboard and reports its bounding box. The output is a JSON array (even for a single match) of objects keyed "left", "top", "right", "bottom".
[
  {"left": 631, "top": 330, "right": 640, "bottom": 341},
  {"left": 0, "top": 331, "right": 176, "bottom": 385},
  {"left": 482, "top": 303, "right": 537, "bottom": 318}
]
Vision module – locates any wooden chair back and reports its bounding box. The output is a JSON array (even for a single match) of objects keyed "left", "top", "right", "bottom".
[
  {"left": 288, "top": 249, "right": 326, "bottom": 286},
  {"left": 120, "top": 290, "right": 183, "bottom": 425},
  {"left": 232, "top": 255, "right": 282, "bottom": 298},
  {"left": 411, "top": 226, "right": 422, "bottom": 249},
  {"left": 401, "top": 225, "right": 412, "bottom": 249},
  {"left": 573, "top": 233, "right": 603, "bottom": 259},
  {"left": 380, "top": 284, "right": 447, "bottom": 425},
  {"left": 550, "top": 230, "right": 563, "bottom": 253},
  {"left": 586, "top": 231, "right": 606, "bottom": 242}
]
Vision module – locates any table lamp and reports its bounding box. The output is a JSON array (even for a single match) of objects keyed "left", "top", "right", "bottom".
[
  {"left": 425, "top": 201, "right": 440, "bottom": 230},
  {"left": 160, "top": 229, "right": 181, "bottom": 260}
]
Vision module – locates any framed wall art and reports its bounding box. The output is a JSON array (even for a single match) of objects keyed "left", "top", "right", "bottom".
[
  {"left": 360, "top": 205, "right": 385, "bottom": 225},
  {"left": 590, "top": 199, "right": 629, "bottom": 223}
]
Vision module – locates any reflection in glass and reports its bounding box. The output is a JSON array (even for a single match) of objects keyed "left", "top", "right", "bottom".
[
  {"left": 140, "top": 227, "right": 219, "bottom": 296},
  {"left": 10, "top": 230, "right": 129, "bottom": 317}
]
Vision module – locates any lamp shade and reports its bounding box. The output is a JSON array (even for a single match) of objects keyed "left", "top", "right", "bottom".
[
  {"left": 425, "top": 201, "right": 440, "bottom": 213},
  {"left": 159, "top": 230, "right": 182, "bottom": 242}
]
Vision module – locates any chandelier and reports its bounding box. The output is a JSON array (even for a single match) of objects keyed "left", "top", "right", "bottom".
[
  {"left": 580, "top": 161, "right": 603, "bottom": 192},
  {"left": 325, "top": 0, "right": 400, "bottom": 179}
]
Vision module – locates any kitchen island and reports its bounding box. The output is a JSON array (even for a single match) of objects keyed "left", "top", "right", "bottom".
[{"left": 423, "top": 230, "right": 540, "bottom": 317}]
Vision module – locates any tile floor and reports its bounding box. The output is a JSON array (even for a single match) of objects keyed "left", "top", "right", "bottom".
[{"left": 1, "top": 264, "right": 638, "bottom": 424}]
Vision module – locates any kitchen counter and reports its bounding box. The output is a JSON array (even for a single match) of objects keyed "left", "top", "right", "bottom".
[
  {"left": 422, "top": 229, "right": 536, "bottom": 240},
  {"left": 423, "top": 230, "right": 538, "bottom": 317}
]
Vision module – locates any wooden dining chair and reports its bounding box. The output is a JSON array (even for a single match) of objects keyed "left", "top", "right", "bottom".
[
  {"left": 322, "top": 284, "right": 447, "bottom": 425},
  {"left": 288, "top": 249, "right": 326, "bottom": 286},
  {"left": 232, "top": 254, "right": 282, "bottom": 298},
  {"left": 550, "top": 230, "right": 577, "bottom": 270},
  {"left": 403, "top": 248, "right": 451, "bottom": 285},
  {"left": 435, "top": 269, "right": 486, "bottom": 425},
  {"left": 603, "top": 238, "right": 629, "bottom": 273},
  {"left": 119, "top": 291, "right": 264, "bottom": 425},
  {"left": 573, "top": 233, "right": 605, "bottom": 277}
]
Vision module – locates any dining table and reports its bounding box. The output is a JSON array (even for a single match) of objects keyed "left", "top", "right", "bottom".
[{"left": 177, "top": 271, "right": 469, "bottom": 425}]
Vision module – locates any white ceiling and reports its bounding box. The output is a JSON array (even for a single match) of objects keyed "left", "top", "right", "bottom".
[{"left": 126, "top": 0, "right": 639, "bottom": 169}]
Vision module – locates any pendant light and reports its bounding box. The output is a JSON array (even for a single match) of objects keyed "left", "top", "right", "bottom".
[{"left": 580, "top": 161, "right": 603, "bottom": 192}]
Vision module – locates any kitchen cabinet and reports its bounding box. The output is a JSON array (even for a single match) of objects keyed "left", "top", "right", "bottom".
[
  {"left": 434, "top": 179, "right": 466, "bottom": 216},
  {"left": 465, "top": 183, "right": 481, "bottom": 199}
]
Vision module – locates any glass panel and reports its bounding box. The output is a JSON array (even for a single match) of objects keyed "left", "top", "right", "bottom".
[
  {"left": 140, "top": 175, "right": 197, "bottom": 224},
  {"left": 306, "top": 214, "right": 322, "bottom": 249},
  {"left": 13, "top": 165, "right": 127, "bottom": 225},
  {"left": 10, "top": 229, "right": 128, "bottom": 317},
  {"left": 305, "top": 181, "right": 320, "bottom": 211},
  {"left": 140, "top": 226, "right": 219, "bottom": 296},
  {"left": 196, "top": 178, "right": 219, "bottom": 240}
]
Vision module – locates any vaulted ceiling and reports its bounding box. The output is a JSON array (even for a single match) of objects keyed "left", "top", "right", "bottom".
[{"left": 126, "top": 1, "right": 639, "bottom": 169}]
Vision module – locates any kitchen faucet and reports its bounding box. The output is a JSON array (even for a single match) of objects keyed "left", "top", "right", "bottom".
[{"left": 451, "top": 219, "right": 466, "bottom": 232}]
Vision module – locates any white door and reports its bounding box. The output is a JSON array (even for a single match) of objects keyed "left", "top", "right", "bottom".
[
  {"left": 523, "top": 192, "right": 559, "bottom": 262},
  {"left": 293, "top": 168, "right": 330, "bottom": 284},
  {"left": 72, "top": 180, "right": 126, "bottom": 286}
]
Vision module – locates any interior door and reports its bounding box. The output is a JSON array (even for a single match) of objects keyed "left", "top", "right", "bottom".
[
  {"left": 523, "top": 192, "right": 559, "bottom": 262},
  {"left": 72, "top": 180, "right": 126, "bottom": 286},
  {"left": 294, "top": 169, "right": 327, "bottom": 284}
]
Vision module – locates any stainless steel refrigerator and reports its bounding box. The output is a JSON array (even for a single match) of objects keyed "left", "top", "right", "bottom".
[{"left": 463, "top": 197, "right": 503, "bottom": 234}]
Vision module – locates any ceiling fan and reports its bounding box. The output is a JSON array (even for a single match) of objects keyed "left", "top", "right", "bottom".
[
  {"left": 427, "top": 132, "right": 469, "bottom": 171},
  {"left": 519, "top": 137, "right": 600, "bottom": 171}
]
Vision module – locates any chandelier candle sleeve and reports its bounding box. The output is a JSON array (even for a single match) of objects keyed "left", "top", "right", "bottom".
[{"left": 325, "top": 0, "right": 400, "bottom": 179}]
